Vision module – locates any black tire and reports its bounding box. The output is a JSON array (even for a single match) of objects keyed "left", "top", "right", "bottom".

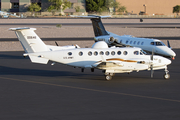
[
  {"left": 105, "top": 75, "right": 112, "bottom": 81},
  {"left": 164, "top": 74, "right": 170, "bottom": 79}
]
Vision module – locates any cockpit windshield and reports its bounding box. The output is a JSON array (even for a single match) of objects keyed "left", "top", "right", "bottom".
[
  {"left": 150, "top": 42, "right": 165, "bottom": 46},
  {"left": 140, "top": 50, "right": 147, "bottom": 55},
  {"left": 156, "top": 42, "right": 165, "bottom": 46}
]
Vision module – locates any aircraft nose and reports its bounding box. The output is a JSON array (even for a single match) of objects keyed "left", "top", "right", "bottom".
[
  {"left": 165, "top": 47, "right": 176, "bottom": 57},
  {"left": 162, "top": 58, "right": 171, "bottom": 65}
]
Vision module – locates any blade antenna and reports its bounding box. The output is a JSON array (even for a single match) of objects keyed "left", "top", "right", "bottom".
[
  {"left": 55, "top": 41, "right": 59, "bottom": 46},
  {"left": 167, "top": 40, "right": 171, "bottom": 49}
]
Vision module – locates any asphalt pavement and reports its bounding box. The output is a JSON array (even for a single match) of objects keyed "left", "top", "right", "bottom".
[
  {"left": 0, "top": 50, "right": 180, "bottom": 120},
  {"left": 1, "top": 23, "right": 180, "bottom": 28}
]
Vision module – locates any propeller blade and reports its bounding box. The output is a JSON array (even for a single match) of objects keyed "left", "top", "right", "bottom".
[
  {"left": 150, "top": 48, "right": 154, "bottom": 78},
  {"left": 55, "top": 41, "right": 59, "bottom": 46},
  {"left": 150, "top": 65, "right": 154, "bottom": 78},
  {"left": 167, "top": 40, "right": 171, "bottom": 49},
  {"left": 151, "top": 48, "right": 154, "bottom": 61}
]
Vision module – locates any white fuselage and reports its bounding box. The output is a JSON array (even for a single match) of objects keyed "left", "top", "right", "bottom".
[
  {"left": 94, "top": 33, "right": 176, "bottom": 58},
  {"left": 29, "top": 47, "right": 171, "bottom": 73}
]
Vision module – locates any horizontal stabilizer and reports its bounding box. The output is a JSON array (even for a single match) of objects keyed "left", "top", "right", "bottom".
[
  {"left": 70, "top": 15, "right": 111, "bottom": 19},
  {"left": 29, "top": 55, "right": 49, "bottom": 64}
]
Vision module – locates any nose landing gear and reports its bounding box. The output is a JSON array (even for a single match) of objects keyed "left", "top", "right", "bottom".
[
  {"left": 105, "top": 72, "right": 115, "bottom": 80},
  {"left": 164, "top": 67, "right": 170, "bottom": 79}
]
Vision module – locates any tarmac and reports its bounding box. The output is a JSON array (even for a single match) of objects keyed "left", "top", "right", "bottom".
[
  {"left": 0, "top": 50, "right": 179, "bottom": 120},
  {"left": 0, "top": 18, "right": 180, "bottom": 119}
]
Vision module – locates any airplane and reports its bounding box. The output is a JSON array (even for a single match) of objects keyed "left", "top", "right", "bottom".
[
  {"left": 10, "top": 27, "right": 171, "bottom": 80},
  {"left": 0, "top": 11, "right": 20, "bottom": 18},
  {"left": 71, "top": 15, "right": 176, "bottom": 60}
]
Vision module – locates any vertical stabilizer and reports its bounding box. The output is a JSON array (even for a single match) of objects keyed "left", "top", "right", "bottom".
[
  {"left": 90, "top": 17, "right": 109, "bottom": 37},
  {"left": 10, "top": 27, "right": 49, "bottom": 53}
]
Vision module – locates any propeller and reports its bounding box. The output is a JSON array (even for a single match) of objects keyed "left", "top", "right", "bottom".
[
  {"left": 55, "top": 41, "right": 59, "bottom": 46},
  {"left": 167, "top": 40, "right": 171, "bottom": 49},
  {"left": 150, "top": 48, "right": 154, "bottom": 78}
]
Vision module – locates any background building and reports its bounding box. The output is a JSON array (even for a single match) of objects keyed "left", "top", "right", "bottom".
[
  {"left": 0, "top": 0, "right": 86, "bottom": 15},
  {"left": 116, "top": 0, "right": 180, "bottom": 15}
]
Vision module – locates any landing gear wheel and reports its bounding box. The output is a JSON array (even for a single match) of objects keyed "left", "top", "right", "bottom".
[
  {"left": 105, "top": 75, "right": 112, "bottom": 81},
  {"left": 164, "top": 74, "right": 170, "bottom": 79}
]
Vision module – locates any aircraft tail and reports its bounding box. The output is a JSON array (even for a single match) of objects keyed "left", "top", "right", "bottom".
[
  {"left": 70, "top": 15, "right": 109, "bottom": 37},
  {"left": 10, "top": 27, "right": 49, "bottom": 64},
  {"left": 10, "top": 27, "right": 49, "bottom": 53},
  {"left": 90, "top": 17, "right": 109, "bottom": 37}
]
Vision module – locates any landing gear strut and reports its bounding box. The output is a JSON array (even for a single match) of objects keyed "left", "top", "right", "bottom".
[{"left": 164, "top": 67, "right": 170, "bottom": 79}]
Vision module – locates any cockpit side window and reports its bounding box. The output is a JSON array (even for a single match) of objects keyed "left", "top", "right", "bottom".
[
  {"left": 155, "top": 42, "right": 165, "bottom": 46},
  {"left": 134, "top": 51, "right": 139, "bottom": 55},
  {"left": 151, "top": 42, "right": 154, "bottom": 45}
]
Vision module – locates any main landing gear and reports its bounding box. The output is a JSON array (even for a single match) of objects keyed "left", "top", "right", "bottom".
[
  {"left": 105, "top": 73, "right": 115, "bottom": 81},
  {"left": 164, "top": 67, "right": 170, "bottom": 79}
]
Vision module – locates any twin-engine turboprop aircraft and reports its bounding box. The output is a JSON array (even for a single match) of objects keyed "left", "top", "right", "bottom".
[
  {"left": 10, "top": 27, "right": 171, "bottom": 80},
  {"left": 71, "top": 15, "right": 176, "bottom": 59}
]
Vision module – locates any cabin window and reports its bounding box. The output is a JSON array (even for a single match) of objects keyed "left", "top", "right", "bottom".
[
  {"left": 100, "top": 51, "right": 104, "bottom": 55},
  {"left": 133, "top": 41, "right": 136, "bottom": 44},
  {"left": 126, "top": 40, "right": 129, "bottom": 44},
  {"left": 120, "top": 40, "right": 122, "bottom": 43},
  {"left": 68, "top": 52, "right": 72, "bottom": 56},
  {"left": 151, "top": 42, "right": 154, "bottom": 45},
  {"left": 123, "top": 51, "right": 128, "bottom": 55},
  {"left": 137, "top": 41, "right": 140, "bottom": 45},
  {"left": 134, "top": 51, "right": 139, "bottom": 55},
  {"left": 88, "top": 51, "right": 92, "bottom": 56},
  {"left": 94, "top": 51, "right": 98, "bottom": 56},
  {"left": 111, "top": 51, "right": 115, "bottom": 55},
  {"left": 105, "top": 51, "right": 109, "bottom": 55},
  {"left": 117, "top": 51, "right": 121, "bottom": 55},
  {"left": 141, "top": 42, "right": 144, "bottom": 45},
  {"left": 79, "top": 51, "right": 83, "bottom": 56}
]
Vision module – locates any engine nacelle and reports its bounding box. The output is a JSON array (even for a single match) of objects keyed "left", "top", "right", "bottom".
[{"left": 109, "top": 37, "right": 115, "bottom": 43}]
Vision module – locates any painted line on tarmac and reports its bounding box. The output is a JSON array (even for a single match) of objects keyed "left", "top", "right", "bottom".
[{"left": 1, "top": 76, "right": 180, "bottom": 103}]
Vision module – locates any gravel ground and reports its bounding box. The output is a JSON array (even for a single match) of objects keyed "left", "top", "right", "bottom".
[{"left": 0, "top": 18, "right": 180, "bottom": 51}]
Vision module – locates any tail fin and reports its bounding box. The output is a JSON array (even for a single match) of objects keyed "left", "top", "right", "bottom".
[
  {"left": 10, "top": 27, "right": 49, "bottom": 53},
  {"left": 90, "top": 17, "right": 109, "bottom": 37},
  {"left": 70, "top": 15, "right": 110, "bottom": 37}
]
